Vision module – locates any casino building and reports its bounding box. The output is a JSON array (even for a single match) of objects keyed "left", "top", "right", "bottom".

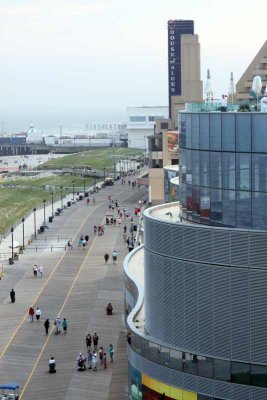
[{"left": 124, "top": 108, "right": 267, "bottom": 400}]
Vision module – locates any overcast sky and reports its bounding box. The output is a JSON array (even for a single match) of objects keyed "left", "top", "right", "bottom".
[{"left": 0, "top": 0, "right": 266, "bottom": 130}]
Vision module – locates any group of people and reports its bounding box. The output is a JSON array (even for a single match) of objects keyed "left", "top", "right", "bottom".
[
  {"left": 33, "top": 264, "right": 43, "bottom": 278},
  {"left": 28, "top": 306, "right": 42, "bottom": 322},
  {"left": 104, "top": 250, "right": 118, "bottom": 265},
  {"left": 75, "top": 333, "right": 114, "bottom": 372},
  {"left": 94, "top": 225, "right": 104, "bottom": 236},
  {"left": 78, "top": 234, "right": 89, "bottom": 249}
]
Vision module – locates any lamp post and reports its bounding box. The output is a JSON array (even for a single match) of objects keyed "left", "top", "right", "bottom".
[
  {"left": 51, "top": 192, "right": 54, "bottom": 217},
  {"left": 103, "top": 167, "right": 106, "bottom": 181},
  {"left": 113, "top": 162, "right": 116, "bottom": 180},
  {"left": 60, "top": 186, "right": 63, "bottom": 209},
  {"left": 11, "top": 227, "right": 14, "bottom": 261},
  {"left": 33, "top": 208, "right": 36, "bottom": 238},
  {"left": 93, "top": 171, "right": 96, "bottom": 189},
  {"left": 83, "top": 177, "right": 86, "bottom": 196},
  {"left": 72, "top": 181, "right": 74, "bottom": 202},
  {"left": 126, "top": 157, "right": 129, "bottom": 174},
  {"left": 22, "top": 217, "right": 25, "bottom": 250},
  {"left": 43, "top": 199, "right": 46, "bottom": 224}
]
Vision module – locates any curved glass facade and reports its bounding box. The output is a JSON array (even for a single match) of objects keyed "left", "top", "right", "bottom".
[
  {"left": 179, "top": 112, "right": 267, "bottom": 229},
  {"left": 164, "top": 166, "right": 179, "bottom": 202}
]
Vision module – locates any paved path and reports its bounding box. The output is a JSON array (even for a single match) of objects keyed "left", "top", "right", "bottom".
[{"left": 0, "top": 179, "right": 147, "bottom": 399}]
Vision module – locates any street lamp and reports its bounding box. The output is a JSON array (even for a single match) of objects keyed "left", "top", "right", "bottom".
[
  {"left": 83, "top": 177, "right": 86, "bottom": 195},
  {"left": 113, "top": 162, "right": 116, "bottom": 180},
  {"left": 22, "top": 218, "right": 25, "bottom": 250},
  {"left": 11, "top": 227, "right": 14, "bottom": 261},
  {"left": 126, "top": 157, "right": 129, "bottom": 174},
  {"left": 33, "top": 208, "right": 37, "bottom": 238},
  {"left": 43, "top": 199, "right": 46, "bottom": 224},
  {"left": 51, "top": 192, "right": 54, "bottom": 217},
  {"left": 103, "top": 167, "right": 106, "bottom": 181},
  {"left": 60, "top": 186, "right": 63, "bottom": 209},
  {"left": 72, "top": 181, "right": 75, "bottom": 202},
  {"left": 94, "top": 171, "right": 96, "bottom": 189}
]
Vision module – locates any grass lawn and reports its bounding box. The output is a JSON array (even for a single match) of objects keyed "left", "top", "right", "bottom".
[{"left": 40, "top": 148, "right": 143, "bottom": 170}]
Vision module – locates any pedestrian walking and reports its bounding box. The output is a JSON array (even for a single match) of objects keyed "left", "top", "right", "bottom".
[
  {"left": 87, "top": 198, "right": 90, "bottom": 205},
  {"left": 85, "top": 234, "right": 89, "bottom": 243},
  {"left": 35, "top": 307, "right": 41, "bottom": 321},
  {"left": 94, "top": 225, "right": 97, "bottom": 235},
  {"left": 124, "top": 225, "right": 127, "bottom": 233},
  {"left": 67, "top": 240, "right": 73, "bottom": 250},
  {"left": 104, "top": 253, "right": 109, "bottom": 264},
  {"left": 38, "top": 265, "right": 43, "bottom": 278},
  {"left": 93, "top": 333, "right": 99, "bottom": 350},
  {"left": 86, "top": 333, "right": 92, "bottom": 351},
  {"left": 87, "top": 351, "right": 93, "bottom": 369},
  {"left": 29, "top": 306, "right": 35, "bottom": 323},
  {"left": 44, "top": 318, "right": 50, "bottom": 335},
  {"left": 62, "top": 318, "right": 68, "bottom": 334},
  {"left": 54, "top": 317, "right": 62, "bottom": 334},
  {"left": 33, "top": 264, "right": 38, "bottom": 277},
  {"left": 109, "top": 344, "right": 114, "bottom": 362},
  {"left": 10, "top": 289, "right": 15, "bottom": 303},
  {"left": 82, "top": 239, "right": 86, "bottom": 249},
  {"left": 103, "top": 352, "right": 107, "bottom": 369},
  {"left": 99, "top": 346, "right": 104, "bottom": 364},
  {"left": 123, "top": 232, "right": 127, "bottom": 242},
  {"left": 92, "top": 352, "right": 98, "bottom": 371},
  {"left": 93, "top": 197, "right": 96, "bottom": 205},
  {"left": 112, "top": 250, "right": 118, "bottom": 264}
]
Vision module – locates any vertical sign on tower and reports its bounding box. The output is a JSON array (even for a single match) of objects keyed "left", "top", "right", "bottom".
[{"left": 168, "top": 20, "right": 194, "bottom": 119}]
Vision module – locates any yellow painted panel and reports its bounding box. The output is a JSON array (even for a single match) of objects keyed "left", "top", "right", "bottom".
[{"left": 142, "top": 374, "right": 197, "bottom": 400}]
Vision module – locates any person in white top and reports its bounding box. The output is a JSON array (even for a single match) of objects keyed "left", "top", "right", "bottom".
[
  {"left": 35, "top": 307, "right": 42, "bottom": 321},
  {"left": 38, "top": 265, "right": 43, "bottom": 278}
]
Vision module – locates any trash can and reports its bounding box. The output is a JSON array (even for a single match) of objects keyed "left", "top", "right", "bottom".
[
  {"left": 40, "top": 226, "right": 44, "bottom": 233},
  {"left": 49, "top": 216, "right": 53, "bottom": 223},
  {"left": 67, "top": 201, "right": 71, "bottom": 207},
  {"left": 9, "top": 257, "right": 14, "bottom": 265}
]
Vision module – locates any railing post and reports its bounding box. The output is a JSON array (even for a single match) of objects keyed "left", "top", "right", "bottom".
[
  {"left": 51, "top": 245, "right": 53, "bottom": 252},
  {"left": 36, "top": 246, "right": 37, "bottom": 252}
]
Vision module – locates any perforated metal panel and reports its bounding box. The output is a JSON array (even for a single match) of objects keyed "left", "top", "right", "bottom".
[
  {"left": 198, "top": 376, "right": 214, "bottom": 397},
  {"left": 183, "top": 373, "right": 198, "bottom": 392},
  {"left": 250, "top": 232, "right": 267, "bottom": 269},
  {"left": 230, "top": 231, "right": 249, "bottom": 266},
  {"left": 213, "top": 230, "right": 230, "bottom": 265},
  {"left": 197, "top": 228, "right": 213, "bottom": 263},
  {"left": 231, "top": 268, "right": 250, "bottom": 361},
  {"left": 250, "top": 268, "right": 267, "bottom": 363},
  {"left": 198, "top": 266, "right": 214, "bottom": 354},
  {"left": 171, "top": 259, "right": 185, "bottom": 347},
  {"left": 214, "top": 380, "right": 231, "bottom": 399},
  {"left": 184, "top": 263, "right": 198, "bottom": 351},
  {"left": 230, "top": 384, "right": 250, "bottom": 400},
  {"left": 183, "top": 227, "right": 198, "bottom": 261},
  {"left": 250, "top": 386, "right": 267, "bottom": 400},
  {"left": 213, "top": 267, "right": 231, "bottom": 358}
]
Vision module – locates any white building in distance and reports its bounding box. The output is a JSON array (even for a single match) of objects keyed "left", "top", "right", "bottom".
[{"left": 126, "top": 106, "right": 169, "bottom": 149}]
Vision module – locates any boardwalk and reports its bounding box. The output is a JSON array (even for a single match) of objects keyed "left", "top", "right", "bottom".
[{"left": 0, "top": 180, "right": 147, "bottom": 399}]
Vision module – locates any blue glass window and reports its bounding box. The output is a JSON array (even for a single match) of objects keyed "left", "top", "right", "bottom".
[
  {"left": 199, "top": 114, "right": 209, "bottom": 150},
  {"left": 251, "top": 364, "right": 267, "bottom": 388},
  {"left": 223, "top": 190, "right": 236, "bottom": 227},
  {"left": 180, "top": 149, "right": 186, "bottom": 184},
  {"left": 210, "top": 152, "right": 222, "bottom": 189},
  {"left": 211, "top": 188, "right": 222, "bottom": 224},
  {"left": 185, "top": 114, "right": 192, "bottom": 148},
  {"left": 252, "top": 192, "right": 267, "bottom": 230},
  {"left": 191, "top": 114, "right": 200, "bottom": 149},
  {"left": 222, "top": 114, "right": 235, "bottom": 151},
  {"left": 252, "top": 114, "right": 267, "bottom": 152},
  {"left": 200, "top": 151, "right": 210, "bottom": 187},
  {"left": 236, "top": 154, "right": 251, "bottom": 190},
  {"left": 192, "top": 150, "right": 200, "bottom": 186},
  {"left": 186, "top": 150, "right": 192, "bottom": 184},
  {"left": 214, "top": 359, "right": 231, "bottom": 382},
  {"left": 210, "top": 113, "right": 221, "bottom": 150},
  {"left": 200, "top": 187, "right": 210, "bottom": 223},
  {"left": 222, "top": 153, "right": 235, "bottom": 190},
  {"left": 236, "top": 114, "right": 251, "bottom": 152},
  {"left": 231, "top": 362, "right": 250, "bottom": 385},
  {"left": 236, "top": 191, "right": 251, "bottom": 229},
  {"left": 252, "top": 154, "right": 267, "bottom": 192}
]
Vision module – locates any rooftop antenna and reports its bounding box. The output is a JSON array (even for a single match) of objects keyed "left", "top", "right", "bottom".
[
  {"left": 229, "top": 72, "right": 234, "bottom": 106},
  {"left": 204, "top": 69, "right": 213, "bottom": 103},
  {"left": 252, "top": 65, "right": 262, "bottom": 110}
]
